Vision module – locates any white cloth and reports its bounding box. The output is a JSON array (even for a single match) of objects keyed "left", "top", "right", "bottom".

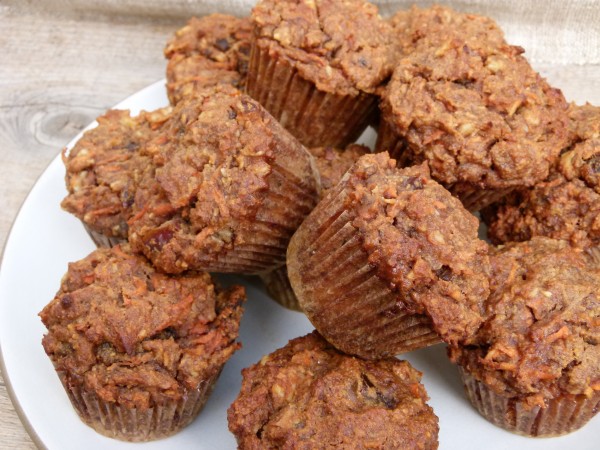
[{"left": 24, "top": 0, "right": 600, "bottom": 64}]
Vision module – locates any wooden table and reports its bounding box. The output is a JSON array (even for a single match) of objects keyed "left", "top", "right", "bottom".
[{"left": 0, "top": 1, "right": 599, "bottom": 448}]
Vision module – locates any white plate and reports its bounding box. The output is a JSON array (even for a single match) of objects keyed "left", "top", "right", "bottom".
[{"left": 0, "top": 81, "right": 597, "bottom": 450}]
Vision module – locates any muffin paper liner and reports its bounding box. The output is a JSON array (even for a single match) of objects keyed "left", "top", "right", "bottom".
[
  {"left": 586, "top": 246, "right": 600, "bottom": 265},
  {"left": 375, "top": 118, "right": 411, "bottom": 166},
  {"left": 57, "top": 369, "right": 221, "bottom": 442},
  {"left": 246, "top": 38, "right": 376, "bottom": 148},
  {"left": 258, "top": 265, "right": 302, "bottom": 311},
  {"left": 447, "top": 185, "right": 515, "bottom": 212},
  {"left": 83, "top": 224, "right": 126, "bottom": 248},
  {"left": 287, "top": 181, "right": 441, "bottom": 359},
  {"left": 459, "top": 367, "right": 600, "bottom": 437}
]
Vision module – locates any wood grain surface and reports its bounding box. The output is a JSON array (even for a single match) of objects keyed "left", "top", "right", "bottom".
[{"left": 0, "top": 2, "right": 599, "bottom": 449}]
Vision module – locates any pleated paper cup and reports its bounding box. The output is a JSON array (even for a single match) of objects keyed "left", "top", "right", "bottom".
[
  {"left": 458, "top": 367, "right": 600, "bottom": 437},
  {"left": 287, "top": 180, "right": 441, "bottom": 360},
  {"left": 57, "top": 369, "right": 221, "bottom": 442},
  {"left": 258, "top": 265, "right": 302, "bottom": 311},
  {"left": 586, "top": 245, "right": 600, "bottom": 265},
  {"left": 83, "top": 224, "right": 126, "bottom": 248},
  {"left": 375, "top": 117, "right": 412, "bottom": 166},
  {"left": 447, "top": 184, "right": 515, "bottom": 212},
  {"left": 246, "top": 38, "right": 376, "bottom": 148}
]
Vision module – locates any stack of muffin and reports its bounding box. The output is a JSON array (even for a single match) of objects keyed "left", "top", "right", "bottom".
[{"left": 40, "top": 1, "right": 599, "bottom": 447}]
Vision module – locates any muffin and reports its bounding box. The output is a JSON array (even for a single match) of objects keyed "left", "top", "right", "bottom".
[
  {"left": 39, "top": 243, "right": 245, "bottom": 441},
  {"left": 259, "top": 144, "right": 370, "bottom": 311},
  {"left": 377, "top": 6, "right": 569, "bottom": 211},
  {"left": 485, "top": 103, "right": 600, "bottom": 261},
  {"left": 389, "top": 5, "right": 506, "bottom": 59},
  {"left": 61, "top": 108, "right": 171, "bottom": 247},
  {"left": 247, "top": 0, "right": 395, "bottom": 147},
  {"left": 228, "top": 331, "right": 439, "bottom": 449},
  {"left": 128, "top": 85, "right": 320, "bottom": 275},
  {"left": 164, "top": 14, "right": 252, "bottom": 104},
  {"left": 448, "top": 237, "right": 600, "bottom": 437},
  {"left": 287, "top": 152, "right": 490, "bottom": 359}
]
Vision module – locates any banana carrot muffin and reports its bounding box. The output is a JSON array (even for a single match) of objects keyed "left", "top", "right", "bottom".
[
  {"left": 128, "top": 85, "right": 320, "bottom": 275},
  {"left": 389, "top": 5, "right": 506, "bottom": 59},
  {"left": 228, "top": 331, "right": 439, "bottom": 449},
  {"left": 259, "top": 144, "right": 370, "bottom": 311},
  {"left": 247, "top": 0, "right": 395, "bottom": 147},
  {"left": 377, "top": 6, "right": 569, "bottom": 211},
  {"left": 287, "top": 152, "right": 490, "bottom": 359},
  {"left": 40, "top": 243, "right": 245, "bottom": 441},
  {"left": 164, "top": 14, "right": 252, "bottom": 104},
  {"left": 448, "top": 237, "right": 600, "bottom": 437},
  {"left": 61, "top": 108, "right": 171, "bottom": 248},
  {"left": 485, "top": 103, "right": 600, "bottom": 261}
]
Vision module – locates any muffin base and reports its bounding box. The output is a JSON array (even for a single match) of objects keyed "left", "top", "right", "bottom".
[
  {"left": 247, "top": 38, "right": 376, "bottom": 148},
  {"left": 258, "top": 265, "right": 302, "bottom": 311},
  {"left": 459, "top": 367, "right": 600, "bottom": 437},
  {"left": 287, "top": 182, "right": 441, "bottom": 359},
  {"left": 57, "top": 369, "right": 221, "bottom": 442}
]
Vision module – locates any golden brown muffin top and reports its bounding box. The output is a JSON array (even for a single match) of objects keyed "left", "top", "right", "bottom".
[
  {"left": 309, "top": 144, "right": 370, "bottom": 195},
  {"left": 381, "top": 22, "right": 569, "bottom": 189},
  {"left": 485, "top": 104, "right": 600, "bottom": 249},
  {"left": 559, "top": 103, "right": 600, "bottom": 190},
  {"left": 164, "top": 14, "right": 252, "bottom": 104},
  {"left": 390, "top": 5, "right": 506, "bottom": 58},
  {"left": 228, "top": 331, "right": 439, "bottom": 450},
  {"left": 40, "top": 244, "right": 245, "bottom": 410},
  {"left": 252, "top": 0, "right": 395, "bottom": 96},
  {"left": 347, "top": 153, "right": 490, "bottom": 344},
  {"left": 128, "top": 85, "right": 317, "bottom": 274},
  {"left": 485, "top": 176, "right": 600, "bottom": 249},
  {"left": 449, "top": 238, "right": 600, "bottom": 407},
  {"left": 61, "top": 108, "right": 171, "bottom": 240}
]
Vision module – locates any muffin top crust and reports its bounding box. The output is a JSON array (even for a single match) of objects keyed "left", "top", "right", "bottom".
[
  {"left": 347, "top": 153, "right": 490, "bottom": 344},
  {"left": 449, "top": 238, "right": 600, "bottom": 406},
  {"left": 228, "top": 331, "right": 439, "bottom": 449},
  {"left": 164, "top": 14, "right": 252, "bottom": 104},
  {"left": 486, "top": 103, "right": 600, "bottom": 248},
  {"left": 252, "top": 0, "right": 395, "bottom": 96},
  {"left": 40, "top": 244, "right": 245, "bottom": 410},
  {"left": 381, "top": 18, "right": 569, "bottom": 190},
  {"left": 61, "top": 108, "right": 171, "bottom": 240},
  {"left": 128, "top": 85, "right": 318, "bottom": 274},
  {"left": 559, "top": 103, "right": 600, "bottom": 189},
  {"left": 390, "top": 5, "right": 506, "bottom": 58}
]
